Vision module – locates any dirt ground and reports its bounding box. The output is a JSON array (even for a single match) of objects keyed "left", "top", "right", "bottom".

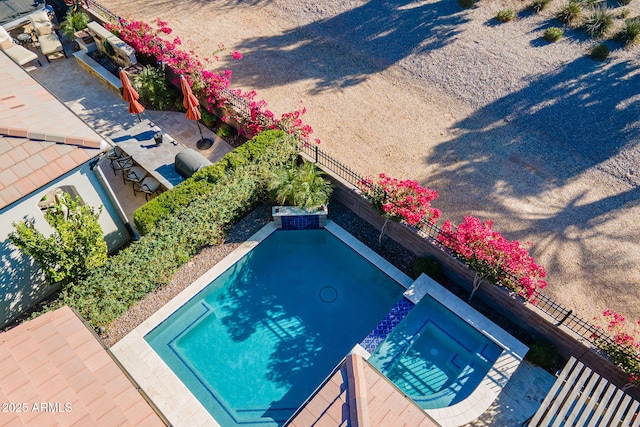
[{"left": 99, "top": 0, "right": 640, "bottom": 326}]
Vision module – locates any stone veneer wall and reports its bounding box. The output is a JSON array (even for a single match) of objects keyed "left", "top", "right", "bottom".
[
  {"left": 323, "top": 169, "right": 640, "bottom": 400},
  {"left": 86, "top": 21, "right": 136, "bottom": 69}
]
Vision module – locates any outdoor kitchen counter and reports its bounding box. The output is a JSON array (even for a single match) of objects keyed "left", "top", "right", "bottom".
[{"left": 110, "top": 119, "right": 186, "bottom": 190}]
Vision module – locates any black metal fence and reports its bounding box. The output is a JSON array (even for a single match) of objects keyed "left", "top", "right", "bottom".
[{"left": 84, "top": 0, "right": 631, "bottom": 365}]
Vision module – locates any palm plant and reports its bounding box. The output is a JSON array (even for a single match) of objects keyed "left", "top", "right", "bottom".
[
  {"left": 584, "top": 7, "right": 614, "bottom": 38},
  {"left": 60, "top": 11, "right": 90, "bottom": 39},
  {"left": 530, "top": 0, "right": 553, "bottom": 12},
  {"left": 556, "top": 1, "right": 583, "bottom": 25},
  {"left": 617, "top": 17, "right": 640, "bottom": 45},
  {"left": 269, "top": 162, "right": 332, "bottom": 209},
  {"left": 134, "top": 66, "right": 174, "bottom": 110}
]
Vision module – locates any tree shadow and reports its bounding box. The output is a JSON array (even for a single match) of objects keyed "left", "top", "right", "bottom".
[
  {"left": 427, "top": 55, "right": 639, "bottom": 197},
  {"left": 231, "top": 0, "right": 470, "bottom": 93},
  {"left": 0, "top": 237, "right": 50, "bottom": 328},
  {"left": 423, "top": 54, "right": 640, "bottom": 305},
  {"left": 214, "top": 230, "right": 405, "bottom": 424}
]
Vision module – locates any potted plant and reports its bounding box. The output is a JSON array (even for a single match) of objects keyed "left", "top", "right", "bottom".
[
  {"left": 60, "top": 10, "right": 93, "bottom": 51},
  {"left": 60, "top": 10, "right": 90, "bottom": 39}
]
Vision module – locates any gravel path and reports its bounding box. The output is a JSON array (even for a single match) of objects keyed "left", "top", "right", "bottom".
[{"left": 100, "top": 0, "right": 640, "bottom": 325}]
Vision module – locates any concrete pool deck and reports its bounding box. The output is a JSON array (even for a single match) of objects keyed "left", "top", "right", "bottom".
[{"left": 111, "top": 220, "right": 550, "bottom": 426}]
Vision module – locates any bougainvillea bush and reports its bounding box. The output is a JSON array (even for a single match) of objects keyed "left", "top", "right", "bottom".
[
  {"left": 593, "top": 310, "right": 640, "bottom": 386},
  {"left": 437, "top": 216, "right": 547, "bottom": 301},
  {"left": 358, "top": 173, "right": 441, "bottom": 226},
  {"left": 107, "top": 18, "right": 317, "bottom": 142}
]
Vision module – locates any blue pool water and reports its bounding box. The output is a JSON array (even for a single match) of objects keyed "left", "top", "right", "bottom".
[
  {"left": 368, "top": 294, "right": 502, "bottom": 409},
  {"left": 145, "top": 229, "right": 405, "bottom": 426}
]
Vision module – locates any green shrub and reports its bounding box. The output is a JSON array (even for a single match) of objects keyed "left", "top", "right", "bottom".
[
  {"left": 269, "top": 162, "right": 333, "bottom": 209},
  {"left": 9, "top": 192, "right": 107, "bottom": 288},
  {"left": 66, "top": 166, "right": 264, "bottom": 328},
  {"left": 618, "top": 0, "right": 633, "bottom": 5},
  {"left": 496, "top": 8, "right": 516, "bottom": 22},
  {"left": 530, "top": 0, "right": 553, "bottom": 12},
  {"left": 60, "top": 10, "right": 90, "bottom": 39},
  {"left": 459, "top": 0, "right": 477, "bottom": 8},
  {"left": 525, "top": 340, "right": 560, "bottom": 371},
  {"left": 217, "top": 123, "right": 234, "bottom": 138},
  {"left": 544, "top": 27, "right": 564, "bottom": 41},
  {"left": 584, "top": 7, "right": 615, "bottom": 37},
  {"left": 134, "top": 66, "right": 174, "bottom": 110},
  {"left": 617, "top": 17, "right": 640, "bottom": 45},
  {"left": 201, "top": 107, "right": 217, "bottom": 126},
  {"left": 133, "top": 180, "right": 215, "bottom": 235},
  {"left": 556, "top": 1, "right": 583, "bottom": 24},
  {"left": 618, "top": 8, "right": 631, "bottom": 18},
  {"left": 590, "top": 42, "right": 610, "bottom": 59},
  {"left": 134, "top": 130, "right": 297, "bottom": 234},
  {"left": 412, "top": 257, "right": 444, "bottom": 280},
  {"left": 173, "top": 96, "right": 185, "bottom": 112}
]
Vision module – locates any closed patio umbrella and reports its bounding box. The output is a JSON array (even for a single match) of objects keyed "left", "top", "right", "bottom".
[
  {"left": 119, "top": 69, "right": 144, "bottom": 122},
  {"left": 180, "top": 75, "right": 213, "bottom": 150}
]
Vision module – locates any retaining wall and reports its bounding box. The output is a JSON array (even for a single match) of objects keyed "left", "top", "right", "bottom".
[{"left": 326, "top": 172, "right": 640, "bottom": 400}]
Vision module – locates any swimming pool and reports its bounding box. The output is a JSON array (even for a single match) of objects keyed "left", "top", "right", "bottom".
[
  {"left": 368, "top": 294, "right": 503, "bottom": 409},
  {"left": 144, "top": 226, "right": 406, "bottom": 426}
]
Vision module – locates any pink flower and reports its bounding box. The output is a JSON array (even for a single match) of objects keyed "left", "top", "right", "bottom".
[{"left": 231, "top": 50, "right": 243, "bottom": 60}]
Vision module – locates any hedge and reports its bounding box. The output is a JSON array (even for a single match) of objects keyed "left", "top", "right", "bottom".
[
  {"left": 134, "top": 130, "right": 297, "bottom": 235},
  {"left": 51, "top": 130, "right": 298, "bottom": 328}
]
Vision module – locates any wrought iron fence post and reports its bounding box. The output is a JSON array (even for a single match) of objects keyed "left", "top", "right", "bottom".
[
  {"left": 314, "top": 145, "right": 319, "bottom": 163},
  {"left": 557, "top": 309, "right": 572, "bottom": 326}
]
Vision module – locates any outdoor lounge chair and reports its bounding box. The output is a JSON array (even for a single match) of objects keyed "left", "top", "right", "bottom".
[
  {"left": 28, "top": 10, "right": 67, "bottom": 63},
  {"left": 0, "top": 27, "right": 42, "bottom": 67}
]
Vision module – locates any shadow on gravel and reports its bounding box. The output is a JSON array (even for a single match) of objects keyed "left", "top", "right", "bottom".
[
  {"left": 427, "top": 55, "right": 639, "bottom": 195},
  {"left": 233, "top": 0, "right": 470, "bottom": 92},
  {"left": 423, "top": 55, "right": 640, "bottom": 292}
]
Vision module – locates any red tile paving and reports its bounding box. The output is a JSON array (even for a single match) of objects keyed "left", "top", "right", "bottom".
[
  {"left": 0, "top": 306, "right": 165, "bottom": 426},
  {"left": 288, "top": 353, "right": 441, "bottom": 427},
  {"left": 0, "top": 54, "right": 106, "bottom": 209}
]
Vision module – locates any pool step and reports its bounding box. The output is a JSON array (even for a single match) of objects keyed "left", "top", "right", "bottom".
[{"left": 360, "top": 298, "right": 415, "bottom": 353}]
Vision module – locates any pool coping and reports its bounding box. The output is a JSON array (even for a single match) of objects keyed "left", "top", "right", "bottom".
[
  {"left": 404, "top": 274, "right": 529, "bottom": 427},
  {"left": 111, "top": 220, "right": 414, "bottom": 427}
]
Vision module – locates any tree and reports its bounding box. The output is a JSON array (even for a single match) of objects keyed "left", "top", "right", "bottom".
[
  {"left": 9, "top": 192, "right": 108, "bottom": 288},
  {"left": 358, "top": 173, "right": 440, "bottom": 242}
]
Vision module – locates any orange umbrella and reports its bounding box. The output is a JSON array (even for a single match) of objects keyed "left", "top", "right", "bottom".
[
  {"left": 180, "top": 75, "right": 212, "bottom": 149},
  {"left": 119, "top": 69, "right": 144, "bottom": 122}
]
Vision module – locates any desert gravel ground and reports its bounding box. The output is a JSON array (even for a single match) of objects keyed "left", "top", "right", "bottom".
[{"left": 100, "top": 0, "right": 640, "bottom": 325}]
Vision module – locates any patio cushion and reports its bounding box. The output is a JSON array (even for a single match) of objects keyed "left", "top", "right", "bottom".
[
  {"left": 29, "top": 10, "right": 53, "bottom": 36},
  {"left": 3, "top": 45, "right": 39, "bottom": 66},
  {"left": 175, "top": 148, "right": 212, "bottom": 179},
  {"left": 38, "top": 33, "right": 62, "bottom": 56},
  {"left": 0, "top": 37, "right": 13, "bottom": 50}
]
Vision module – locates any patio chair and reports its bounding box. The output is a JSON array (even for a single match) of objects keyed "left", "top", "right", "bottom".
[
  {"left": 134, "top": 176, "right": 161, "bottom": 201},
  {"left": 110, "top": 155, "right": 134, "bottom": 176},
  {"left": 0, "top": 27, "right": 42, "bottom": 67},
  {"left": 105, "top": 145, "right": 124, "bottom": 164},
  {"left": 124, "top": 165, "right": 147, "bottom": 186},
  {"left": 28, "top": 10, "right": 67, "bottom": 63}
]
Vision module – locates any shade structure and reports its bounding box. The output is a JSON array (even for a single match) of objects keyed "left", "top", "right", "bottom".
[
  {"left": 180, "top": 75, "right": 212, "bottom": 149},
  {"left": 119, "top": 69, "right": 144, "bottom": 122}
]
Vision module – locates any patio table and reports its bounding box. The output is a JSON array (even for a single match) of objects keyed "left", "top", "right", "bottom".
[{"left": 109, "top": 119, "right": 187, "bottom": 190}]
